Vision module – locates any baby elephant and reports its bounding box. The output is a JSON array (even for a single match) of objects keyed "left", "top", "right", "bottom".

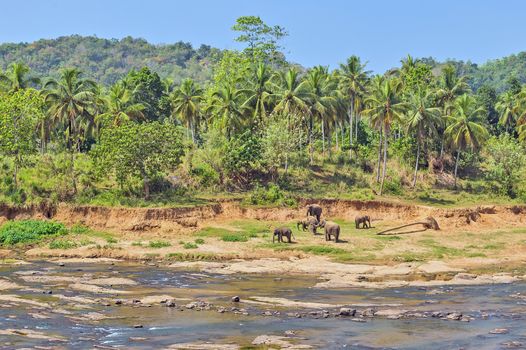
[
  {"left": 319, "top": 220, "right": 341, "bottom": 242},
  {"left": 273, "top": 227, "right": 294, "bottom": 243},
  {"left": 297, "top": 216, "right": 319, "bottom": 234},
  {"left": 355, "top": 215, "right": 371, "bottom": 229}
]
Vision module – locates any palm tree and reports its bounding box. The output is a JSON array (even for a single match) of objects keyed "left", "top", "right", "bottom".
[
  {"left": 43, "top": 68, "right": 97, "bottom": 150},
  {"left": 207, "top": 84, "right": 246, "bottom": 138},
  {"left": 405, "top": 89, "right": 442, "bottom": 187},
  {"left": 171, "top": 79, "right": 202, "bottom": 142},
  {"left": 98, "top": 81, "right": 146, "bottom": 127},
  {"left": 0, "top": 62, "right": 40, "bottom": 91},
  {"left": 270, "top": 68, "right": 312, "bottom": 164},
  {"left": 363, "top": 77, "right": 406, "bottom": 195},
  {"left": 338, "top": 56, "right": 369, "bottom": 158},
  {"left": 436, "top": 65, "right": 470, "bottom": 156},
  {"left": 240, "top": 62, "right": 272, "bottom": 123},
  {"left": 304, "top": 66, "right": 337, "bottom": 160},
  {"left": 445, "top": 94, "right": 489, "bottom": 189},
  {"left": 496, "top": 91, "right": 520, "bottom": 133}
]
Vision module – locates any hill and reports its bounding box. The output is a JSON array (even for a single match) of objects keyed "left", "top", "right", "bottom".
[{"left": 0, "top": 35, "right": 222, "bottom": 85}]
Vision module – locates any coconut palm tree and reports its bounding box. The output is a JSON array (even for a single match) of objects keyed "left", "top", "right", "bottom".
[
  {"left": 269, "top": 68, "right": 311, "bottom": 163},
  {"left": 98, "top": 82, "right": 146, "bottom": 127},
  {"left": 304, "top": 66, "right": 337, "bottom": 159},
  {"left": 436, "top": 65, "right": 470, "bottom": 156},
  {"left": 405, "top": 89, "right": 442, "bottom": 187},
  {"left": 0, "top": 62, "right": 40, "bottom": 92},
  {"left": 171, "top": 78, "right": 202, "bottom": 142},
  {"left": 240, "top": 62, "right": 272, "bottom": 123},
  {"left": 207, "top": 84, "right": 246, "bottom": 138},
  {"left": 445, "top": 94, "right": 489, "bottom": 189},
  {"left": 43, "top": 68, "right": 97, "bottom": 151},
  {"left": 363, "top": 77, "right": 406, "bottom": 195},
  {"left": 338, "top": 56, "right": 369, "bottom": 157},
  {"left": 496, "top": 91, "right": 520, "bottom": 133}
]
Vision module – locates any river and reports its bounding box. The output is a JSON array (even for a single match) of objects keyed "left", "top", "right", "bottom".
[{"left": 0, "top": 260, "right": 525, "bottom": 349}]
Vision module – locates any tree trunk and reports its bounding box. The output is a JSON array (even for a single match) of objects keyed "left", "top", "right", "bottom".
[
  {"left": 349, "top": 100, "right": 354, "bottom": 160},
  {"left": 439, "top": 137, "right": 444, "bottom": 158},
  {"left": 376, "top": 129, "right": 383, "bottom": 183},
  {"left": 340, "top": 123, "right": 344, "bottom": 151},
  {"left": 380, "top": 129, "right": 388, "bottom": 195},
  {"left": 335, "top": 122, "right": 339, "bottom": 150},
  {"left": 355, "top": 112, "right": 359, "bottom": 141},
  {"left": 309, "top": 114, "right": 314, "bottom": 165},
  {"left": 412, "top": 140, "right": 420, "bottom": 188},
  {"left": 321, "top": 117, "right": 325, "bottom": 157},
  {"left": 454, "top": 150, "right": 460, "bottom": 189}
]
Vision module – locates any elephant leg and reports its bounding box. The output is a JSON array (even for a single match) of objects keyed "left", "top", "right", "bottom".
[{"left": 287, "top": 234, "right": 292, "bottom": 243}]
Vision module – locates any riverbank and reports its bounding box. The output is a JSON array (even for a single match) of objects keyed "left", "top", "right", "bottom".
[{"left": 0, "top": 199, "right": 525, "bottom": 288}]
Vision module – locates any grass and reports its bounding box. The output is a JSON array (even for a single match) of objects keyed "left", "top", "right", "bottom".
[
  {"left": 149, "top": 240, "right": 172, "bottom": 248},
  {"left": 194, "top": 238, "right": 205, "bottom": 245},
  {"left": 132, "top": 241, "right": 143, "bottom": 247},
  {"left": 221, "top": 234, "right": 248, "bottom": 242},
  {"left": 49, "top": 240, "right": 77, "bottom": 250},
  {"left": 183, "top": 242, "right": 198, "bottom": 249}
]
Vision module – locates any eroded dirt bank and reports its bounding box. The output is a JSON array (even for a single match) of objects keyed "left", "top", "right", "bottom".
[{"left": 1, "top": 199, "right": 525, "bottom": 235}]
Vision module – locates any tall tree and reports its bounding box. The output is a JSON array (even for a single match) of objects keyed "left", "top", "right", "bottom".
[
  {"left": 207, "top": 84, "right": 246, "bottom": 138},
  {"left": 0, "top": 62, "right": 40, "bottom": 92},
  {"left": 338, "top": 56, "right": 369, "bottom": 158},
  {"left": 171, "top": 78, "right": 202, "bottom": 142},
  {"left": 304, "top": 66, "right": 337, "bottom": 160},
  {"left": 404, "top": 89, "right": 442, "bottom": 187},
  {"left": 363, "top": 77, "right": 406, "bottom": 195},
  {"left": 496, "top": 91, "right": 520, "bottom": 133},
  {"left": 240, "top": 62, "right": 272, "bottom": 123},
  {"left": 97, "top": 81, "right": 146, "bottom": 127},
  {"left": 445, "top": 94, "right": 489, "bottom": 189}
]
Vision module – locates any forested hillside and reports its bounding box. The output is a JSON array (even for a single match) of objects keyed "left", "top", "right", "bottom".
[
  {"left": 0, "top": 35, "right": 221, "bottom": 85},
  {"left": 0, "top": 16, "right": 525, "bottom": 208}
]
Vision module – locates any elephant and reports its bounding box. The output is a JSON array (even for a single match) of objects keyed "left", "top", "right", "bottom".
[
  {"left": 355, "top": 215, "right": 371, "bottom": 229},
  {"left": 297, "top": 216, "right": 319, "bottom": 234},
  {"left": 306, "top": 204, "right": 322, "bottom": 222},
  {"left": 273, "top": 227, "right": 295, "bottom": 243},
  {"left": 319, "top": 220, "right": 341, "bottom": 242}
]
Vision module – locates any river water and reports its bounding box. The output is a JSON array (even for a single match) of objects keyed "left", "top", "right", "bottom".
[{"left": 0, "top": 260, "right": 525, "bottom": 349}]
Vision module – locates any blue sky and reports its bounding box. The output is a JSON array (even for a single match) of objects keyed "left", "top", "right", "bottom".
[{"left": 1, "top": 0, "right": 525, "bottom": 72}]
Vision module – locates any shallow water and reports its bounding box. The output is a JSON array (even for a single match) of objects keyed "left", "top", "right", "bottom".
[{"left": 0, "top": 261, "right": 525, "bottom": 349}]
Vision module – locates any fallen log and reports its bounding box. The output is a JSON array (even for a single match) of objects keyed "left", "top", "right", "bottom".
[{"left": 376, "top": 217, "right": 440, "bottom": 235}]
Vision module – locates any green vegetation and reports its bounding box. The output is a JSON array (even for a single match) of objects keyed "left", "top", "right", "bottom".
[
  {"left": 0, "top": 17, "right": 525, "bottom": 208},
  {"left": 49, "top": 239, "right": 77, "bottom": 249},
  {"left": 221, "top": 234, "right": 249, "bottom": 242},
  {"left": 183, "top": 242, "right": 198, "bottom": 249},
  {"left": 149, "top": 240, "right": 172, "bottom": 248},
  {"left": 194, "top": 238, "right": 205, "bottom": 244},
  {"left": 0, "top": 220, "right": 66, "bottom": 245}
]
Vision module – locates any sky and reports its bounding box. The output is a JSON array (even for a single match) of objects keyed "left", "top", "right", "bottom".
[{"left": 1, "top": 0, "right": 525, "bottom": 72}]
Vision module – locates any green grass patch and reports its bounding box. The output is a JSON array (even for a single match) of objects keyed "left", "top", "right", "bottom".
[
  {"left": 106, "top": 237, "right": 118, "bottom": 244},
  {"left": 149, "top": 240, "right": 172, "bottom": 248},
  {"left": 0, "top": 220, "right": 67, "bottom": 246},
  {"left": 49, "top": 239, "right": 77, "bottom": 250},
  {"left": 183, "top": 242, "right": 198, "bottom": 249},
  {"left": 165, "top": 252, "right": 220, "bottom": 261},
  {"left": 132, "top": 241, "right": 143, "bottom": 247},
  {"left": 221, "top": 234, "right": 248, "bottom": 242},
  {"left": 194, "top": 238, "right": 205, "bottom": 245},
  {"left": 483, "top": 243, "right": 505, "bottom": 250}
]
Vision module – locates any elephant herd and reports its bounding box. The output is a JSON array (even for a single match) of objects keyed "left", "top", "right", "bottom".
[{"left": 272, "top": 204, "right": 372, "bottom": 243}]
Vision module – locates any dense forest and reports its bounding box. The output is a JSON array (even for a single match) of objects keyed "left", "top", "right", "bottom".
[
  {"left": 0, "top": 16, "right": 525, "bottom": 207},
  {"left": 0, "top": 35, "right": 221, "bottom": 85}
]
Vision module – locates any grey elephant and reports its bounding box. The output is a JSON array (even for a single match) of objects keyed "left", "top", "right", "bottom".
[
  {"left": 355, "top": 215, "right": 371, "bottom": 229},
  {"left": 306, "top": 204, "right": 322, "bottom": 222},
  {"left": 319, "top": 220, "right": 340, "bottom": 242},
  {"left": 297, "top": 216, "right": 319, "bottom": 234},
  {"left": 273, "top": 227, "right": 295, "bottom": 243}
]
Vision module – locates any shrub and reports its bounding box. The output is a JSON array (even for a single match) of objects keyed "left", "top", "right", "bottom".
[
  {"left": 0, "top": 220, "right": 67, "bottom": 246},
  {"left": 194, "top": 238, "right": 205, "bottom": 245},
  {"left": 149, "top": 240, "right": 172, "bottom": 248},
  {"left": 246, "top": 184, "right": 296, "bottom": 207}
]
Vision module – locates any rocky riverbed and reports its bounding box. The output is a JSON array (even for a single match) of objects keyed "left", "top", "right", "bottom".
[{"left": 0, "top": 259, "right": 525, "bottom": 349}]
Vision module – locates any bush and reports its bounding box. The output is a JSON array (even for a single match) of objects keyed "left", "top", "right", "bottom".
[
  {"left": 0, "top": 220, "right": 67, "bottom": 246},
  {"left": 246, "top": 184, "right": 296, "bottom": 207},
  {"left": 149, "top": 240, "right": 171, "bottom": 248}
]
